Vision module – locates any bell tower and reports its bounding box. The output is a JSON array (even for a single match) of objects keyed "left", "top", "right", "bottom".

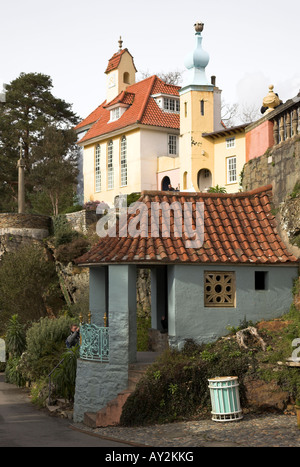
[
  {"left": 105, "top": 37, "right": 137, "bottom": 103},
  {"left": 179, "top": 23, "right": 222, "bottom": 192}
]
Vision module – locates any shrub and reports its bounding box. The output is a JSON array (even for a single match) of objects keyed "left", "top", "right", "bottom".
[
  {"left": 18, "top": 315, "right": 75, "bottom": 382},
  {"left": 0, "top": 244, "right": 61, "bottom": 331},
  {"left": 52, "top": 214, "right": 79, "bottom": 247},
  {"left": 120, "top": 339, "right": 255, "bottom": 426},
  {"left": 5, "top": 357, "right": 26, "bottom": 387},
  {"left": 55, "top": 237, "right": 90, "bottom": 263},
  {"left": 5, "top": 315, "right": 26, "bottom": 358},
  {"left": 51, "top": 346, "right": 79, "bottom": 401}
]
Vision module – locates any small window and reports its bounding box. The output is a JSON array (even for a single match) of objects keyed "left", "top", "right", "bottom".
[
  {"left": 200, "top": 100, "right": 204, "bottom": 116},
  {"left": 120, "top": 136, "right": 127, "bottom": 187},
  {"left": 107, "top": 140, "right": 114, "bottom": 189},
  {"left": 163, "top": 97, "right": 180, "bottom": 113},
  {"left": 184, "top": 102, "right": 188, "bottom": 118},
  {"left": 95, "top": 144, "right": 101, "bottom": 192},
  {"left": 255, "top": 271, "right": 268, "bottom": 290},
  {"left": 227, "top": 156, "right": 237, "bottom": 183},
  {"left": 226, "top": 137, "right": 235, "bottom": 148},
  {"left": 110, "top": 107, "right": 120, "bottom": 121},
  {"left": 204, "top": 272, "right": 236, "bottom": 307},
  {"left": 168, "top": 135, "right": 177, "bottom": 155}
]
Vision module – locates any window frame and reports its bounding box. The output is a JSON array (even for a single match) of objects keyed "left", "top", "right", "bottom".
[
  {"left": 226, "top": 137, "right": 235, "bottom": 148},
  {"left": 107, "top": 140, "right": 114, "bottom": 190},
  {"left": 226, "top": 156, "right": 237, "bottom": 184},
  {"left": 204, "top": 271, "right": 236, "bottom": 307},
  {"left": 168, "top": 134, "right": 177, "bottom": 155},
  {"left": 95, "top": 144, "right": 101, "bottom": 192},
  {"left": 120, "top": 136, "right": 128, "bottom": 187},
  {"left": 163, "top": 97, "right": 180, "bottom": 114}
]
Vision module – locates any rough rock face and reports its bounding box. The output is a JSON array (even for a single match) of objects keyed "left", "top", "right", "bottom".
[
  {"left": 55, "top": 261, "right": 89, "bottom": 306},
  {"left": 136, "top": 268, "right": 151, "bottom": 316},
  {"left": 280, "top": 195, "right": 300, "bottom": 243},
  {"left": 245, "top": 378, "right": 290, "bottom": 412}
]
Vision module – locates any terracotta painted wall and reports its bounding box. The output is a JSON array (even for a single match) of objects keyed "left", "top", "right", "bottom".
[{"left": 246, "top": 120, "right": 274, "bottom": 161}]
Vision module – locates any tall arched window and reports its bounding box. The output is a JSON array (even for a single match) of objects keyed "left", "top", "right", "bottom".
[
  {"left": 95, "top": 144, "right": 101, "bottom": 192},
  {"left": 183, "top": 171, "right": 187, "bottom": 190},
  {"left": 120, "top": 136, "right": 127, "bottom": 186},
  {"left": 107, "top": 140, "right": 114, "bottom": 189}
]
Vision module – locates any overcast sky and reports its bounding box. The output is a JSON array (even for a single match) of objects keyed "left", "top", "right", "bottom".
[{"left": 1, "top": 0, "right": 299, "bottom": 120}]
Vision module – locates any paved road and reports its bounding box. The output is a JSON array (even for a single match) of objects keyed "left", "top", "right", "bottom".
[{"left": 0, "top": 373, "right": 131, "bottom": 447}]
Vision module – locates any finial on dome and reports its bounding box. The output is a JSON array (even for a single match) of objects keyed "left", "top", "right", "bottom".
[
  {"left": 194, "top": 22, "right": 204, "bottom": 34},
  {"left": 118, "top": 36, "right": 123, "bottom": 51}
]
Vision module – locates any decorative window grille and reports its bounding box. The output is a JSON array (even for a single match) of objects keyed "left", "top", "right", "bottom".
[
  {"left": 204, "top": 272, "right": 236, "bottom": 307},
  {"left": 227, "top": 156, "right": 237, "bottom": 183},
  {"left": 168, "top": 135, "right": 177, "bottom": 155},
  {"left": 120, "top": 136, "right": 127, "bottom": 186},
  {"left": 226, "top": 137, "right": 235, "bottom": 148},
  {"left": 95, "top": 144, "right": 101, "bottom": 192},
  {"left": 107, "top": 140, "right": 114, "bottom": 189}
]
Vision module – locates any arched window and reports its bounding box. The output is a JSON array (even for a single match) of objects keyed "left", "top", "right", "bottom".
[
  {"left": 120, "top": 136, "right": 127, "bottom": 186},
  {"left": 123, "top": 72, "right": 130, "bottom": 84},
  {"left": 95, "top": 144, "right": 101, "bottom": 192},
  {"left": 107, "top": 140, "right": 114, "bottom": 189},
  {"left": 183, "top": 171, "right": 187, "bottom": 190}
]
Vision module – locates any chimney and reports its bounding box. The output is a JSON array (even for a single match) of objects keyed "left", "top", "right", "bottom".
[{"left": 211, "top": 75, "right": 216, "bottom": 86}]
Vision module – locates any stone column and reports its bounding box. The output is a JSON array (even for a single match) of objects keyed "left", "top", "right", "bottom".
[
  {"left": 17, "top": 157, "right": 25, "bottom": 214},
  {"left": 108, "top": 264, "right": 137, "bottom": 365},
  {"left": 89, "top": 267, "right": 108, "bottom": 327}
]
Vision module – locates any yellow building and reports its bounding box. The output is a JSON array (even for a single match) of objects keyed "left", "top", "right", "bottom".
[
  {"left": 76, "top": 25, "right": 246, "bottom": 204},
  {"left": 75, "top": 39, "right": 180, "bottom": 205}
]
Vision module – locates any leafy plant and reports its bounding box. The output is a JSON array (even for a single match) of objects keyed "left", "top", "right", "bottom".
[
  {"left": 51, "top": 346, "right": 79, "bottom": 401},
  {"left": 207, "top": 185, "right": 227, "bottom": 193},
  {"left": 0, "top": 244, "right": 61, "bottom": 331},
  {"left": 5, "top": 315, "right": 26, "bottom": 358}
]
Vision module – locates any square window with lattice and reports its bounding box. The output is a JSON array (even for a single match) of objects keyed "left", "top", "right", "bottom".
[{"left": 204, "top": 272, "right": 236, "bottom": 307}]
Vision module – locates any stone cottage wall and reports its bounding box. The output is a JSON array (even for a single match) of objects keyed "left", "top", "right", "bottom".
[{"left": 242, "top": 137, "right": 300, "bottom": 204}]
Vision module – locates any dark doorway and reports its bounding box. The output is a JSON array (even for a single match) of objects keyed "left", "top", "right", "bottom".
[{"left": 162, "top": 176, "right": 170, "bottom": 191}]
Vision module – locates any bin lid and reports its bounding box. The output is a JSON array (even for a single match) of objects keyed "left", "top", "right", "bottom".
[{"left": 208, "top": 376, "right": 238, "bottom": 381}]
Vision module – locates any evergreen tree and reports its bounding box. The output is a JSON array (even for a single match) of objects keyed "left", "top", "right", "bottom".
[
  {"left": 29, "top": 125, "right": 79, "bottom": 215},
  {"left": 0, "top": 72, "right": 79, "bottom": 212}
]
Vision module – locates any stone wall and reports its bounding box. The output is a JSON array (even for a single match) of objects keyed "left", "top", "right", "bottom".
[
  {"left": 242, "top": 137, "right": 300, "bottom": 205},
  {"left": 0, "top": 213, "right": 51, "bottom": 239},
  {"left": 65, "top": 210, "right": 98, "bottom": 233}
]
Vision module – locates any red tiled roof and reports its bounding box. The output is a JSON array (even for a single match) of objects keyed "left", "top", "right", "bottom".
[
  {"left": 76, "top": 185, "right": 299, "bottom": 266},
  {"left": 76, "top": 76, "right": 180, "bottom": 144},
  {"left": 105, "top": 48, "right": 137, "bottom": 74},
  {"left": 75, "top": 102, "right": 106, "bottom": 131}
]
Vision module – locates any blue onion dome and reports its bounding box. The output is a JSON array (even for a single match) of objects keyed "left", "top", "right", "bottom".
[{"left": 182, "top": 22, "right": 210, "bottom": 87}]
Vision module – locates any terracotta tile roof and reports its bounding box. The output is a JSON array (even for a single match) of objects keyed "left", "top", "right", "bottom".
[
  {"left": 75, "top": 102, "right": 106, "bottom": 131},
  {"left": 76, "top": 185, "right": 299, "bottom": 266},
  {"left": 76, "top": 76, "right": 180, "bottom": 144},
  {"left": 105, "top": 48, "right": 137, "bottom": 74}
]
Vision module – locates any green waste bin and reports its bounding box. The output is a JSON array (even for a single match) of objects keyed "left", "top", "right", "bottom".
[{"left": 208, "top": 376, "right": 243, "bottom": 422}]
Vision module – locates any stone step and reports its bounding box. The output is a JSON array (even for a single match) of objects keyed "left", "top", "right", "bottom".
[{"left": 96, "top": 390, "right": 132, "bottom": 427}]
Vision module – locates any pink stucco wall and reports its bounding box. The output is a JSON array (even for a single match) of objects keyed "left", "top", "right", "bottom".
[
  {"left": 157, "top": 169, "right": 180, "bottom": 190},
  {"left": 246, "top": 120, "right": 274, "bottom": 161}
]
